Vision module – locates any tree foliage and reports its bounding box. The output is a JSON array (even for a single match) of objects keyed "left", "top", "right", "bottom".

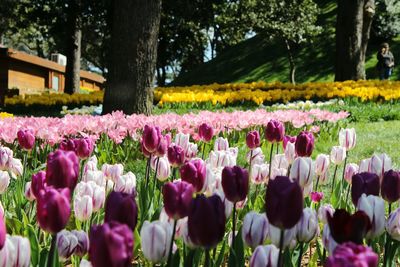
[{"left": 372, "top": 0, "right": 400, "bottom": 40}]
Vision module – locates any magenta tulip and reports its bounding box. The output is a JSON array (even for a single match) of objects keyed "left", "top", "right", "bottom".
[
  {"left": 46, "top": 149, "right": 79, "bottom": 191},
  {"left": 283, "top": 135, "right": 296, "bottom": 150},
  {"left": 75, "top": 137, "right": 94, "bottom": 159},
  {"left": 265, "top": 176, "right": 303, "bottom": 229},
  {"left": 162, "top": 181, "right": 194, "bottom": 220},
  {"left": 104, "top": 191, "right": 138, "bottom": 231},
  {"left": 180, "top": 159, "right": 207, "bottom": 192},
  {"left": 381, "top": 170, "right": 400, "bottom": 203},
  {"left": 89, "top": 222, "right": 134, "bottom": 267},
  {"left": 143, "top": 125, "right": 162, "bottom": 153},
  {"left": 351, "top": 172, "right": 380, "bottom": 205},
  {"left": 325, "top": 242, "right": 378, "bottom": 267},
  {"left": 221, "top": 166, "right": 249, "bottom": 203},
  {"left": 188, "top": 194, "right": 226, "bottom": 248},
  {"left": 37, "top": 187, "right": 71, "bottom": 234},
  {"left": 246, "top": 130, "right": 261, "bottom": 149},
  {"left": 17, "top": 129, "right": 35, "bottom": 150},
  {"left": 0, "top": 213, "right": 5, "bottom": 249},
  {"left": 265, "top": 120, "right": 285, "bottom": 143},
  {"left": 167, "top": 144, "right": 185, "bottom": 167},
  {"left": 31, "top": 171, "right": 47, "bottom": 198},
  {"left": 295, "top": 131, "right": 314, "bottom": 157},
  {"left": 198, "top": 123, "right": 214, "bottom": 142}
]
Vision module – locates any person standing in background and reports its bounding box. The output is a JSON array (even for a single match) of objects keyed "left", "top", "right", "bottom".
[{"left": 377, "top": 43, "right": 395, "bottom": 80}]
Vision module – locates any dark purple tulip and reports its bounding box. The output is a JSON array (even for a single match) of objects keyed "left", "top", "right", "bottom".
[
  {"left": 325, "top": 242, "right": 378, "bottom": 267},
  {"left": 265, "top": 176, "right": 303, "bottom": 229},
  {"left": 60, "top": 139, "right": 77, "bottom": 152},
  {"left": 283, "top": 135, "right": 296, "bottom": 150},
  {"left": 351, "top": 172, "right": 380, "bottom": 205},
  {"left": 198, "top": 123, "right": 214, "bottom": 142},
  {"left": 167, "top": 144, "right": 185, "bottom": 167},
  {"left": 0, "top": 212, "right": 5, "bottom": 249},
  {"left": 89, "top": 222, "right": 134, "bottom": 267},
  {"left": 31, "top": 171, "right": 47, "bottom": 199},
  {"left": 246, "top": 130, "right": 261, "bottom": 149},
  {"left": 17, "top": 129, "right": 35, "bottom": 150},
  {"left": 105, "top": 191, "right": 138, "bottom": 231},
  {"left": 265, "top": 120, "right": 285, "bottom": 143},
  {"left": 162, "top": 181, "right": 194, "bottom": 220},
  {"left": 75, "top": 137, "right": 94, "bottom": 159},
  {"left": 37, "top": 187, "right": 71, "bottom": 234},
  {"left": 46, "top": 149, "right": 79, "bottom": 191},
  {"left": 295, "top": 131, "right": 314, "bottom": 157},
  {"left": 143, "top": 125, "right": 162, "bottom": 153},
  {"left": 180, "top": 159, "right": 207, "bottom": 192},
  {"left": 221, "top": 166, "right": 249, "bottom": 203},
  {"left": 188, "top": 194, "right": 226, "bottom": 249},
  {"left": 327, "top": 209, "right": 371, "bottom": 244},
  {"left": 381, "top": 170, "right": 400, "bottom": 203}
]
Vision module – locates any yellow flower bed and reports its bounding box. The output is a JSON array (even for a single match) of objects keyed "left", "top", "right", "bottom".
[
  {"left": 0, "top": 112, "right": 13, "bottom": 119},
  {"left": 5, "top": 91, "right": 104, "bottom": 107},
  {"left": 154, "top": 80, "right": 400, "bottom": 106}
]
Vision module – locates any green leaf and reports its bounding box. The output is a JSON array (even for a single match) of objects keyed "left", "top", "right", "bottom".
[
  {"left": 215, "top": 241, "right": 226, "bottom": 267},
  {"left": 25, "top": 224, "right": 40, "bottom": 267}
]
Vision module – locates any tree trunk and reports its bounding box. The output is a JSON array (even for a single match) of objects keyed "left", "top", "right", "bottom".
[
  {"left": 102, "top": 0, "right": 161, "bottom": 115},
  {"left": 64, "top": 0, "right": 82, "bottom": 94},
  {"left": 335, "top": 0, "right": 375, "bottom": 81},
  {"left": 285, "top": 39, "right": 296, "bottom": 85}
]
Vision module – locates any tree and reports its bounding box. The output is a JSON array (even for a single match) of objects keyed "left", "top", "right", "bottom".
[
  {"left": 335, "top": 0, "right": 376, "bottom": 81},
  {"left": 102, "top": 0, "right": 161, "bottom": 115},
  {"left": 372, "top": 0, "right": 400, "bottom": 40}
]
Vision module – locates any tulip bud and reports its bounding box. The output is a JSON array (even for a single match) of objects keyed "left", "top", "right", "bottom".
[
  {"left": 269, "top": 224, "right": 296, "bottom": 249},
  {"left": 0, "top": 146, "right": 12, "bottom": 170},
  {"left": 0, "top": 171, "right": 10, "bottom": 194},
  {"left": 214, "top": 137, "right": 229, "bottom": 151},
  {"left": 72, "top": 230, "right": 89, "bottom": 257},
  {"left": 381, "top": 170, "right": 400, "bottom": 203},
  {"left": 344, "top": 163, "right": 359, "bottom": 184},
  {"left": 105, "top": 191, "right": 138, "bottom": 231},
  {"left": 330, "top": 146, "right": 346, "bottom": 165},
  {"left": 271, "top": 154, "right": 289, "bottom": 170},
  {"left": 221, "top": 166, "right": 249, "bottom": 203},
  {"left": 249, "top": 245, "right": 279, "bottom": 267},
  {"left": 25, "top": 182, "right": 35, "bottom": 201},
  {"left": 101, "top": 163, "right": 124, "bottom": 183},
  {"left": 75, "top": 137, "right": 94, "bottom": 159},
  {"left": 207, "top": 150, "right": 236, "bottom": 169},
  {"left": 17, "top": 129, "right": 35, "bottom": 150},
  {"left": 357, "top": 194, "right": 385, "bottom": 239},
  {"left": 325, "top": 242, "right": 378, "bottom": 267},
  {"left": 155, "top": 135, "right": 169, "bottom": 157},
  {"left": 188, "top": 194, "right": 226, "bottom": 248},
  {"left": 31, "top": 171, "right": 46, "bottom": 198},
  {"left": 284, "top": 142, "right": 296, "bottom": 164},
  {"left": 251, "top": 164, "right": 269, "bottom": 184},
  {"left": 175, "top": 133, "right": 190, "bottom": 152},
  {"left": 74, "top": 195, "right": 93, "bottom": 221},
  {"left": 140, "top": 139, "right": 152, "bottom": 158},
  {"left": 266, "top": 176, "right": 303, "bottom": 229},
  {"left": 370, "top": 153, "right": 392, "bottom": 179},
  {"left": 359, "top": 158, "right": 370, "bottom": 173},
  {"left": 242, "top": 212, "right": 269, "bottom": 248},
  {"left": 295, "top": 131, "right": 314, "bottom": 157},
  {"left": 167, "top": 145, "right": 185, "bottom": 168},
  {"left": 283, "top": 135, "right": 296, "bottom": 150},
  {"left": 246, "top": 130, "right": 261, "bottom": 149},
  {"left": 338, "top": 128, "right": 356, "bottom": 151},
  {"left": 247, "top": 148, "right": 265, "bottom": 165},
  {"left": 140, "top": 220, "right": 172, "bottom": 263},
  {"left": 318, "top": 204, "right": 335, "bottom": 224},
  {"left": 315, "top": 154, "right": 330, "bottom": 176},
  {"left": 296, "top": 208, "right": 318, "bottom": 242},
  {"left": 289, "top": 157, "right": 314, "bottom": 192},
  {"left": 114, "top": 172, "right": 136, "bottom": 194},
  {"left": 310, "top": 191, "right": 324, "bottom": 203},
  {"left": 84, "top": 156, "right": 98, "bottom": 173},
  {"left": 199, "top": 123, "right": 214, "bottom": 142},
  {"left": 46, "top": 149, "right": 79, "bottom": 191},
  {"left": 156, "top": 157, "right": 171, "bottom": 181},
  {"left": 143, "top": 125, "right": 162, "bottom": 153},
  {"left": 386, "top": 208, "right": 400, "bottom": 241},
  {"left": 351, "top": 172, "right": 380, "bottom": 205},
  {"left": 37, "top": 187, "right": 71, "bottom": 234},
  {"left": 9, "top": 158, "right": 23, "bottom": 178},
  {"left": 162, "top": 181, "right": 194, "bottom": 220},
  {"left": 89, "top": 222, "right": 134, "bottom": 267},
  {"left": 57, "top": 230, "right": 79, "bottom": 259},
  {"left": 180, "top": 159, "right": 206, "bottom": 193},
  {"left": 265, "top": 120, "right": 285, "bottom": 143},
  {"left": 9, "top": 235, "right": 31, "bottom": 266},
  {"left": 185, "top": 142, "right": 198, "bottom": 160}
]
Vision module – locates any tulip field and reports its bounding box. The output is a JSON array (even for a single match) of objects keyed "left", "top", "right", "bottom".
[{"left": 0, "top": 104, "right": 399, "bottom": 267}]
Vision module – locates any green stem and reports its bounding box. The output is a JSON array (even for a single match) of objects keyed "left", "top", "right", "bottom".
[
  {"left": 297, "top": 243, "right": 303, "bottom": 267},
  {"left": 232, "top": 203, "right": 237, "bottom": 248},
  {"left": 249, "top": 150, "right": 253, "bottom": 177},
  {"left": 330, "top": 165, "right": 338, "bottom": 196},
  {"left": 145, "top": 157, "right": 151, "bottom": 190},
  {"left": 201, "top": 142, "right": 206, "bottom": 160},
  {"left": 268, "top": 143, "right": 274, "bottom": 181},
  {"left": 277, "top": 229, "right": 285, "bottom": 267},
  {"left": 47, "top": 234, "right": 58, "bottom": 267},
  {"left": 167, "top": 220, "right": 177, "bottom": 266},
  {"left": 204, "top": 249, "right": 211, "bottom": 267},
  {"left": 314, "top": 175, "right": 320, "bottom": 192},
  {"left": 384, "top": 203, "right": 393, "bottom": 267}
]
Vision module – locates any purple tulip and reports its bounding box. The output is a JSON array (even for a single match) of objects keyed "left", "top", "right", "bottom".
[
  {"left": 167, "top": 144, "right": 185, "bottom": 167},
  {"left": 31, "top": 171, "right": 47, "bottom": 199},
  {"left": 265, "top": 176, "right": 303, "bottom": 229},
  {"left": 283, "top": 135, "right": 296, "bottom": 150},
  {"left": 89, "top": 222, "right": 134, "bottom": 267},
  {"left": 17, "top": 129, "right": 35, "bottom": 150},
  {"left": 198, "top": 123, "right": 214, "bottom": 142},
  {"left": 188, "top": 194, "right": 226, "bottom": 249},
  {"left": 46, "top": 149, "right": 79, "bottom": 191},
  {"left": 140, "top": 139, "right": 152, "bottom": 158},
  {"left": 0, "top": 212, "right": 5, "bottom": 249},
  {"left": 265, "top": 120, "right": 285, "bottom": 143},
  {"left": 221, "top": 166, "right": 249, "bottom": 203},
  {"left": 246, "top": 130, "right": 261, "bottom": 149},
  {"left": 325, "top": 242, "right": 378, "bottom": 267},
  {"left": 162, "top": 181, "right": 194, "bottom": 220},
  {"left": 180, "top": 159, "right": 207, "bottom": 192},
  {"left": 143, "top": 125, "right": 162, "bottom": 153},
  {"left": 351, "top": 172, "right": 380, "bottom": 205},
  {"left": 72, "top": 230, "right": 90, "bottom": 257},
  {"left": 381, "top": 170, "right": 400, "bottom": 203},
  {"left": 37, "top": 187, "right": 71, "bottom": 234},
  {"left": 105, "top": 191, "right": 138, "bottom": 231},
  {"left": 155, "top": 135, "right": 169, "bottom": 156},
  {"left": 295, "top": 131, "right": 314, "bottom": 157},
  {"left": 75, "top": 138, "right": 94, "bottom": 159}
]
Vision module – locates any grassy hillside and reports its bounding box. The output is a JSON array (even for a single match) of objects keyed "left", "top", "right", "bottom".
[{"left": 172, "top": 0, "right": 400, "bottom": 86}]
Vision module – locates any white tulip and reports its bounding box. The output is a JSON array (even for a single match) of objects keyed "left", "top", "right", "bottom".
[
  {"left": 339, "top": 128, "right": 356, "bottom": 151},
  {"left": 115, "top": 171, "right": 136, "bottom": 194},
  {"left": 140, "top": 220, "right": 172, "bottom": 263},
  {"left": 296, "top": 208, "right": 319, "bottom": 242},
  {"left": 242, "top": 211, "right": 269, "bottom": 248},
  {"left": 357, "top": 194, "right": 385, "bottom": 238},
  {"left": 330, "top": 146, "right": 346, "bottom": 165},
  {"left": 249, "top": 245, "right": 279, "bottom": 267},
  {"left": 0, "top": 171, "right": 10, "bottom": 194}
]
